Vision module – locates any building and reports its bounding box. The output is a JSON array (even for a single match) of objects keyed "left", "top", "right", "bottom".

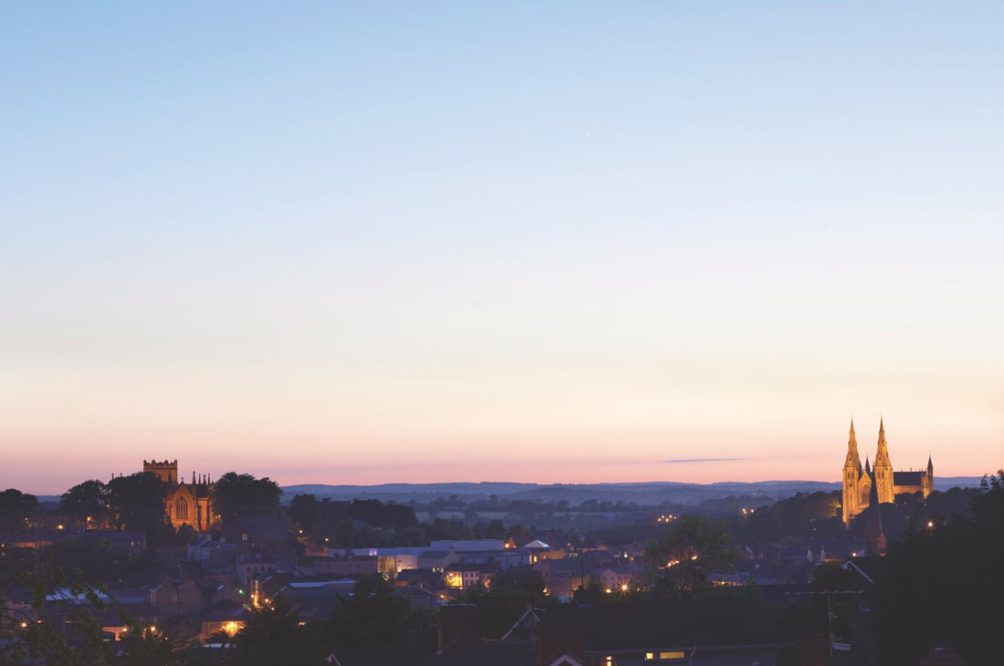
[
  {"left": 841, "top": 420, "right": 933, "bottom": 526},
  {"left": 536, "top": 598, "right": 794, "bottom": 665},
  {"left": 143, "top": 460, "right": 216, "bottom": 532}
]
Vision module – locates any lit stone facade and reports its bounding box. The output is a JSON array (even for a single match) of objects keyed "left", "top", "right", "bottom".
[
  {"left": 143, "top": 460, "right": 216, "bottom": 532},
  {"left": 841, "top": 420, "right": 933, "bottom": 526}
]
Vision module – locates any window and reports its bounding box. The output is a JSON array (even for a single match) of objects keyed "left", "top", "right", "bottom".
[
  {"left": 645, "top": 653, "right": 655, "bottom": 661},
  {"left": 659, "top": 652, "right": 685, "bottom": 661},
  {"left": 174, "top": 497, "right": 188, "bottom": 520}
]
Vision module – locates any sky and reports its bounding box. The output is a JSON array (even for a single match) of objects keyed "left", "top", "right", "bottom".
[{"left": 2, "top": 2, "right": 1003, "bottom": 494}]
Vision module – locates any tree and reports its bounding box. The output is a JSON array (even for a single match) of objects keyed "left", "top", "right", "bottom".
[
  {"left": 484, "top": 519, "right": 506, "bottom": 540},
  {"left": 113, "top": 624, "right": 190, "bottom": 666},
  {"left": 0, "top": 549, "right": 111, "bottom": 666},
  {"left": 460, "top": 566, "right": 551, "bottom": 638},
  {"left": 228, "top": 597, "right": 326, "bottom": 666},
  {"left": 106, "top": 473, "right": 167, "bottom": 540},
  {"left": 0, "top": 489, "right": 38, "bottom": 532},
  {"left": 212, "top": 473, "right": 281, "bottom": 522},
  {"left": 872, "top": 470, "right": 1004, "bottom": 664},
  {"left": 645, "top": 515, "right": 735, "bottom": 597},
  {"left": 287, "top": 494, "right": 318, "bottom": 531},
  {"left": 60, "top": 480, "right": 108, "bottom": 526},
  {"left": 329, "top": 575, "right": 413, "bottom": 647}
]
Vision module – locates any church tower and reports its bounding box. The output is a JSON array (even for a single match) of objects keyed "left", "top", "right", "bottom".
[
  {"left": 873, "top": 418, "right": 895, "bottom": 504},
  {"left": 924, "top": 454, "right": 935, "bottom": 498},
  {"left": 842, "top": 420, "right": 862, "bottom": 526}
]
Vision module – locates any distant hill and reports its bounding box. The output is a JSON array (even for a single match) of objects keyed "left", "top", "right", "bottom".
[{"left": 280, "top": 477, "right": 984, "bottom": 506}]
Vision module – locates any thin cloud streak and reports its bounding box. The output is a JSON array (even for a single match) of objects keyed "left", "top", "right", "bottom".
[{"left": 664, "top": 457, "right": 748, "bottom": 464}]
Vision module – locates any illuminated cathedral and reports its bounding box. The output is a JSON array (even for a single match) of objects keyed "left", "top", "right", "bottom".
[
  {"left": 143, "top": 460, "right": 216, "bottom": 533},
  {"left": 841, "top": 419, "right": 933, "bottom": 526}
]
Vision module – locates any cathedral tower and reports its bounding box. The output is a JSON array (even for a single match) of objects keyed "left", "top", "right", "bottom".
[
  {"left": 872, "top": 418, "right": 895, "bottom": 504},
  {"left": 924, "top": 455, "right": 935, "bottom": 497},
  {"left": 842, "top": 420, "right": 862, "bottom": 526},
  {"left": 143, "top": 459, "right": 178, "bottom": 485}
]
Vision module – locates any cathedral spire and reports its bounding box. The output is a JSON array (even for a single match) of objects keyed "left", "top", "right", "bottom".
[
  {"left": 873, "top": 417, "right": 894, "bottom": 504},
  {"left": 874, "top": 417, "right": 892, "bottom": 468},
  {"left": 844, "top": 419, "right": 862, "bottom": 471},
  {"left": 864, "top": 456, "right": 871, "bottom": 475}
]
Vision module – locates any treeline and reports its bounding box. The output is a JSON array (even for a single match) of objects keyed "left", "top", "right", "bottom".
[
  {"left": 287, "top": 493, "right": 550, "bottom": 548},
  {"left": 811, "top": 472, "right": 1004, "bottom": 664},
  {"left": 419, "top": 494, "right": 671, "bottom": 513},
  {"left": 726, "top": 487, "right": 981, "bottom": 546},
  {"left": 1, "top": 471, "right": 283, "bottom": 544}
]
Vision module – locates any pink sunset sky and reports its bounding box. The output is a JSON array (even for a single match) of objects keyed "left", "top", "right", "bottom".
[{"left": 3, "top": 4, "right": 1004, "bottom": 494}]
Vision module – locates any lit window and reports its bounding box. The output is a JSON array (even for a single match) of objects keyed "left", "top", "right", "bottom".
[
  {"left": 645, "top": 653, "right": 655, "bottom": 661},
  {"left": 659, "top": 652, "right": 685, "bottom": 660}
]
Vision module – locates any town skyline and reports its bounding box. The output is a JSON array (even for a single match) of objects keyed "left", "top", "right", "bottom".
[{"left": 3, "top": 4, "right": 1002, "bottom": 663}]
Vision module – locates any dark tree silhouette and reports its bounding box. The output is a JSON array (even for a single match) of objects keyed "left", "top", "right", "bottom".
[
  {"left": 287, "top": 493, "right": 318, "bottom": 530},
  {"left": 60, "top": 480, "right": 108, "bottom": 526},
  {"left": 872, "top": 470, "right": 1004, "bottom": 665},
  {"left": 460, "top": 566, "right": 552, "bottom": 638},
  {"left": 105, "top": 473, "right": 167, "bottom": 540},
  {"left": 212, "top": 473, "right": 281, "bottom": 522},
  {"left": 645, "top": 515, "right": 735, "bottom": 597},
  {"left": 228, "top": 597, "right": 326, "bottom": 666},
  {"left": 0, "top": 489, "right": 38, "bottom": 532},
  {"left": 328, "top": 575, "right": 413, "bottom": 647}
]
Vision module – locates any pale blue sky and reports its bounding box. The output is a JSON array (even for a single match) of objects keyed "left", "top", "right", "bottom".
[{"left": 2, "top": 2, "right": 1002, "bottom": 492}]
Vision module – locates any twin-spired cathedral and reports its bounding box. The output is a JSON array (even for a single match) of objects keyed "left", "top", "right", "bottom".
[
  {"left": 142, "top": 460, "right": 216, "bottom": 532},
  {"left": 841, "top": 419, "right": 934, "bottom": 526}
]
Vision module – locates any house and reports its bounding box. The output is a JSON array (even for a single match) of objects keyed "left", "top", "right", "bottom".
[
  {"left": 426, "top": 604, "right": 535, "bottom": 665},
  {"left": 536, "top": 598, "right": 795, "bottom": 666},
  {"left": 150, "top": 578, "right": 204, "bottom": 619},
  {"left": 396, "top": 568, "right": 447, "bottom": 595},
  {"left": 199, "top": 604, "right": 248, "bottom": 641},
  {"left": 594, "top": 563, "right": 644, "bottom": 593},
  {"left": 456, "top": 548, "right": 532, "bottom": 570},
  {"left": 236, "top": 558, "right": 277, "bottom": 588},
  {"left": 276, "top": 579, "right": 356, "bottom": 620},
  {"left": 309, "top": 555, "right": 379, "bottom": 577},
  {"left": 535, "top": 557, "right": 592, "bottom": 599},
  {"left": 443, "top": 562, "right": 500, "bottom": 590},
  {"left": 419, "top": 549, "right": 460, "bottom": 571}
]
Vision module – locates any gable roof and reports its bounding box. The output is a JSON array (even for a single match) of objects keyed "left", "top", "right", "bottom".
[
  {"left": 893, "top": 471, "right": 925, "bottom": 486},
  {"left": 543, "top": 598, "right": 791, "bottom": 650},
  {"left": 424, "top": 640, "right": 535, "bottom": 665},
  {"left": 523, "top": 539, "right": 551, "bottom": 550}
]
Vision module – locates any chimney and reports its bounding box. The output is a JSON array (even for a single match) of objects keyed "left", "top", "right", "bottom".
[{"left": 437, "top": 604, "right": 480, "bottom": 651}]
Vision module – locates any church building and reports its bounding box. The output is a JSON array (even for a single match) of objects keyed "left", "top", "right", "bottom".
[
  {"left": 841, "top": 419, "right": 933, "bottom": 526},
  {"left": 143, "top": 460, "right": 216, "bottom": 533}
]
